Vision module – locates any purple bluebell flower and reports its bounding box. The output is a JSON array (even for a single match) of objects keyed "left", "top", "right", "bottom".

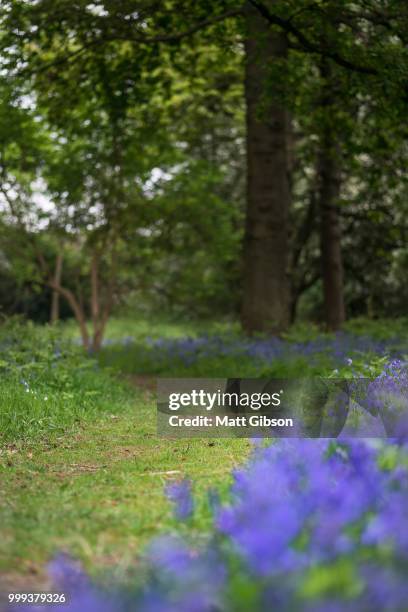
[
  {"left": 165, "top": 479, "right": 194, "bottom": 520},
  {"left": 8, "top": 555, "right": 122, "bottom": 612},
  {"left": 15, "top": 435, "right": 408, "bottom": 612}
]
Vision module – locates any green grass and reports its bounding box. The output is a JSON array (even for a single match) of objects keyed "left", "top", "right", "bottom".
[
  {"left": 344, "top": 316, "right": 408, "bottom": 340},
  {"left": 100, "top": 346, "right": 330, "bottom": 378},
  {"left": 0, "top": 384, "right": 249, "bottom": 583},
  {"left": 0, "top": 321, "right": 131, "bottom": 444},
  {"left": 95, "top": 315, "right": 408, "bottom": 379},
  {"left": 60, "top": 313, "right": 240, "bottom": 342},
  {"left": 61, "top": 314, "right": 408, "bottom": 343},
  {"left": 0, "top": 320, "right": 249, "bottom": 585},
  {"left": 1, "top": 315, "right": 407, "bottom": 588},
  {"left": 95, "top": 316, "right": 333, "bottom": 378},
  {"left": 0, "top": 369, "right": 132, "bottom": 444}
]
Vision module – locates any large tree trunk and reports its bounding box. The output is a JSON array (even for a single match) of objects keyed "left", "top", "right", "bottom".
[
  {"left": 318, "top": 62, "right": 346, "bottom": 331},
  {"left": 50, "top": 252, "right": 63, "bottom": 324},
  {"left": 241, "top": 4, "right": 291, "bottom": 335}
]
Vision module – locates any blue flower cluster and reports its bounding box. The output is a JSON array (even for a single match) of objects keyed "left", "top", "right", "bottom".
[
  {"left": 165, "top": 479, "right": 194, "bottom": 520},
  {"left": 349, "top": 360, "right": 408, "bottom": 438},
  {"left": 11, "top": 438, "right": 408, "bottom": 612},
  {"left": 109, "top": 331, "right": 405, "bottom": 369}
]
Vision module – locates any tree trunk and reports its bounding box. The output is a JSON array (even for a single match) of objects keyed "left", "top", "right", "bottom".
[
  {"left": 241, "top": 4, "right": 291, "bottom": 335},
  {"left": 50, "top": 252, "right": 63, "bottom": 324},
  {"left": 91, "top": 317, "right": 108, "bottom": 352},
  {"left": 48, "top": 280, "right": 90, "bottom": 349},
  {"left": 89, "top": 247, "right": 116, "bottom": 351},
  {"left": 318, "top": 62, "right": 346, "bottom": 331},
  {"left": 90, "top": 251, "right": 100, "bottom": 334}
]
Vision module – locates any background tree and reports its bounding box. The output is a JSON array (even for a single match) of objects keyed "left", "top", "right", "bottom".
[
  {"left": 0, "top": 0, "right": 407, "bottom": 338},
  {"left": 241, "top": 3, "right": 291, "bottom": 334}
]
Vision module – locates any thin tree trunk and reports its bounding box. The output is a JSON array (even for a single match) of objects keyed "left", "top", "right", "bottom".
[
  {"left": 90, "top": 251, "right": 100, "bottom": 334},
  {"left": 50, "top": 252, "right": 63, "bottom": 324},
  {"left": 290, "top": 293, "right": 298, "bottom": 325},
  {"left": 318, "top": 62, "right": 346, "bottom": 331},
  {"left": 90, "top": 246, "right": 116, "bottom": 352},
  {"left": 241, "top": 4, "right": 291, "bottom": 335},
  {"left": 90, "top": 251, "right": 104, "bottom": 352},
  {"left": 48, "top": 280, "right": 90, "bottom": 349},
  {"left": 92, "top": 313, "right": 109, "bottom": 352}
]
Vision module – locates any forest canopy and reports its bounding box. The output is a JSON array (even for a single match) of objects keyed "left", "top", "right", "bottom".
[{"left": 0, "top": 0, "right": 407, "bottom": 348}]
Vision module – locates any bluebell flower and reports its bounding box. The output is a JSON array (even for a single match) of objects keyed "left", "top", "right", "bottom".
[{"left": 165, "top": 479, "right": 194, "bottom": 520}]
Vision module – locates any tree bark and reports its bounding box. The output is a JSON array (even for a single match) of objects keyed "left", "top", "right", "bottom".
[
  {"left": 48, "top": 280, "right": 90, "bottom": 349},
  {"left": 318, "top": 62, "right": 346, "bottom": 331},
  {"left": 90, "top": 251, "right": 100, "bottom": 334},
  {"left": 241, "top": 4, "right": 291, "bottom": 335},
  {"left": 50, "top": 252, "right": 63, "bottom": 324},
  {"left": 89, "top": 246, "right": 116, "bottom": 351}
]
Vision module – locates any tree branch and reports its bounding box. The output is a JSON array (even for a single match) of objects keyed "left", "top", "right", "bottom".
[
  {"left": 109, "top": 8, "right": 243, "bottom": 44},
  {"left": 248, "top": 0, "right": 378, "bottom": 75},
  {"left": 14, "top": 8, "right": 243, "bottom": 78}
]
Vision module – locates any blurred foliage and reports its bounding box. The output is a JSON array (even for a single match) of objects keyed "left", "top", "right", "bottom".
[{"left": 0, "top": 1, "right": 407, "bottom": 326}]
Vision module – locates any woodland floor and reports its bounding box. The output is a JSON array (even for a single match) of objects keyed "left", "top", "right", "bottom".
[{"left": 0, "top": 377, "right": 249, "bottom": 599}]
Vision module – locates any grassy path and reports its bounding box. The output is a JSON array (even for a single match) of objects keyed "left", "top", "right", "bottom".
[{"left": 0, "top": 382, "right": 249, "bottom": 591}]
